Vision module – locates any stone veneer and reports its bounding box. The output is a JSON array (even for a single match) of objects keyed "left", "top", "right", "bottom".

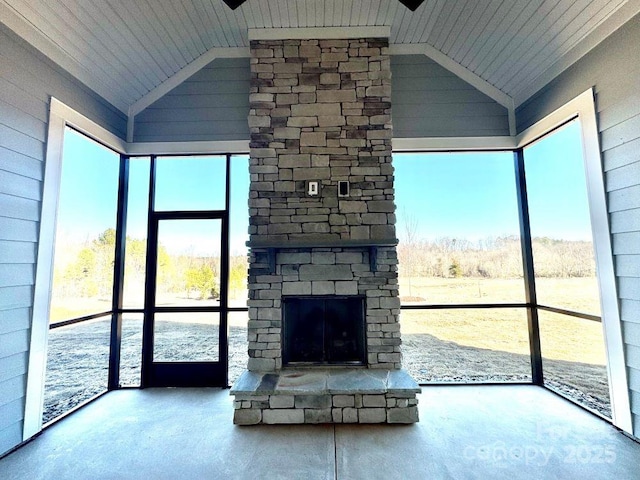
[
  {"left": 247, "top": 37, "right": 397, "bottom": 371},
  {"left": 232, "top": 370, "right": 420, "bottom": 425},
  {"left": 231, "top": 36, "right": 419, "bottom": 425},
  {"left": 247, "top": 37, "right": 394, "bottom": 245},
  {"left": 247, "top": 247, "right": 400, "bottom": 371}
]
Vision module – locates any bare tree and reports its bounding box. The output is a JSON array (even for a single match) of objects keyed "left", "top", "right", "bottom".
[{"left": 399, "top": 208, "right": 420, "bottom": 297}]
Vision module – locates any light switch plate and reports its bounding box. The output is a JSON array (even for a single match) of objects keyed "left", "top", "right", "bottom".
[{"left": 305, "top": 180, "right": 320, "bottom": 197}]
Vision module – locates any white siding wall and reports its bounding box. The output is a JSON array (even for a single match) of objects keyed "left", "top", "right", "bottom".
[
  {"left": 0, "top": 24, "right": 126, "bottom": 456},
  {"left": 516, "top": 14, "right": 640, "bottom": 437}
]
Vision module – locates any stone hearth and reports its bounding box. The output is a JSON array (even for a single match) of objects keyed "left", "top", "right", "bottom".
[
  {"left": 232, "top": 370, "right": 420, "bottom": 425},
  {"left": 230, "top": 34, "right": 419, "bottom": 425}
]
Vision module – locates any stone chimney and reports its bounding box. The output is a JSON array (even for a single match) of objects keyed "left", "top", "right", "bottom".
[
  {"left": 246, "top": 37, "right": 399, "bottom": 372},
  {"left": 230, "top": 34, "right": 419, "bottom": 425}
]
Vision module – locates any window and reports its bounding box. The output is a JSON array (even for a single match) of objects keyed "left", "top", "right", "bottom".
[
  {"left": 523, "top": 119, "right": 610, "bottom": 417},
  {"left": 44, "top": 127, "right": 120, "bottom": 423},
  {"left": 122, "top": 157, "right": 150, "bottom": 310},
  {"left": 394, "top": 151, "right": 530, "bottom": 383},
  {"left": 228, "top": 155, "right": 250, "bottom": 384},
  {"left": 49, "top": 129, "right": 119, "bottom": 322},
  {"left": 154, "top": 156, "right": 226, "bottom": 211},
  {"left": 513, "top": 89, "right": 630, "bottom": 432},
  {"left": 392, "top": 92, "right": 627, "bottom": 429},
  {"left": 28, "top": 91, "right": 630, "bottom": 437},
  {"left": 394, "top": 152, "right": 524, "bottom": 305}
]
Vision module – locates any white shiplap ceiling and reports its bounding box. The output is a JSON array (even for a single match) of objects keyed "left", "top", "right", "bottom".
[{"left": 1, "top": 0, "right": 639, "bottom": 117}]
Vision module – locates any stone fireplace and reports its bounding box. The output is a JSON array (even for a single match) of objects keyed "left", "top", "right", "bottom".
[{"left": 230, "top": 33, "right": 420, "bottom": 425}]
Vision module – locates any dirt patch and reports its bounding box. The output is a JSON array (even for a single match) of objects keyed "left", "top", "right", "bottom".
[{"left": 402, "top": 333, "right": 610, "bottom": 418}]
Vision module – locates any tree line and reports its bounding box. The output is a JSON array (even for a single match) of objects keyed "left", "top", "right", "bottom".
[
  {"left": 54, "top": 228, "right": 595, "bottom": 301},
  {"left": 53, "top": 228, "right": 248, "bottom": 301},
  {"left": 397, "top": 235, "right": 596, "bottom": 280}
]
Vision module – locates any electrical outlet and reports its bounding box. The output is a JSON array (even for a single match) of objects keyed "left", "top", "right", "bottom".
[{"left": 306, "top": 180, "right": 320, "bottom": 197}]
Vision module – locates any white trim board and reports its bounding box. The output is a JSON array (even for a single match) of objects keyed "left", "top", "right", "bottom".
[
  {"left": 23, "top": 99, "right": 66, "bottom": 441},
  {"left": 129, "top": 138, "right": 517, "bottom": 155},
  {"left": 393, "top": 136, "right": 516, "bottom": 151},
  {"left": 50, "top": 98, "right": 127, "bottom": 153},
  {"left": 24, "top": 97, "right": 128, "bottom": 441},
  {"left": 127, "top": 140, "right": 250, "bottom": 155},
  {"left": 516, "top": 90, "right": 589, "bottom": 146},
  {"left": 248, "top": 26, "right": 391, "bottom": 41},
  {"left": 517, "top": 88, "right": 633, "bottom": 435}
]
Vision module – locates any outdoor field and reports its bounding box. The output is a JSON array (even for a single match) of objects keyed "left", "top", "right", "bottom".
[
  {"left": 43, "top": 276, "right": 609, "bottom": 423},
  {"left": 398, "top": 277, "right": 608, "bottom": 414}
]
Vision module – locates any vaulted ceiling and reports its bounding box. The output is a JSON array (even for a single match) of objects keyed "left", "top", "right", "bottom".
[{"left": 1, "top": 0, "right": 639, "bottom": 117}]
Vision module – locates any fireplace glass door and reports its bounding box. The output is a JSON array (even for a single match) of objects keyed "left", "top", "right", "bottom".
[{"left": 283, "top": 296, "right": 366, "bottom": 366}]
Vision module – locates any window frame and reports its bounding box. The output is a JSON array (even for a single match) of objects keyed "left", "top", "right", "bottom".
[
  {"left": 25, "top": 99, "right": 127, "bottom": 440},
  {"left": 515, "top": 89, "right": 631, "bottom": 434},
  {"left": 393, "top": 88, "right": 631, "bottom": 433}
]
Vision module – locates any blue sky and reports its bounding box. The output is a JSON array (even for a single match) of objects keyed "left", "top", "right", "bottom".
[
  {"left": 57, "top": 130, "right": 250, "bottom": 255},
  {"left": 126, "top": 155, "right": 248, "bottom": 255},
  {"left": 523, "top": 120, "right": 593, "bottom": 241},
  {"left": 125, "top": 154, "right": 251, "bottom": 255},
  {"left": 394, "top": 120, "right": 592, "bottom": 243},
  {"left": 56, "top": 129, "right": 120, "bottom": 243},
  {"left": 57, "top": 120, "right": 594, "bottom": 256},
  {"left": 394, "top": 151, "right": 521, "bottom": 242}
]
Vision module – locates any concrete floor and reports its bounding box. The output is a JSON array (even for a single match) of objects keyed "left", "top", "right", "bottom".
[{"left": 1, "top": 386, "right": 639, "bottom": 480}]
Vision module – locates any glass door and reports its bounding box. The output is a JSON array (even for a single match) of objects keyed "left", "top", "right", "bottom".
[{"left": 141, "top": 156, "right": 229, "bottom": 387}]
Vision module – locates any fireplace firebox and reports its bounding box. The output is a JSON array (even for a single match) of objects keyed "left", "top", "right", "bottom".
[{"left": 283, "top": 296, "right": 366, "bottom": 366}]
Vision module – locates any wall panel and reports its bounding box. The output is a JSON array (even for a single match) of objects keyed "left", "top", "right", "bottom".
[
  {"left": 133, "top": 57, "right": 251, "bottom": 143},
  {"left": 392, "top": 55, "right": 510, "bottom": 137}
]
